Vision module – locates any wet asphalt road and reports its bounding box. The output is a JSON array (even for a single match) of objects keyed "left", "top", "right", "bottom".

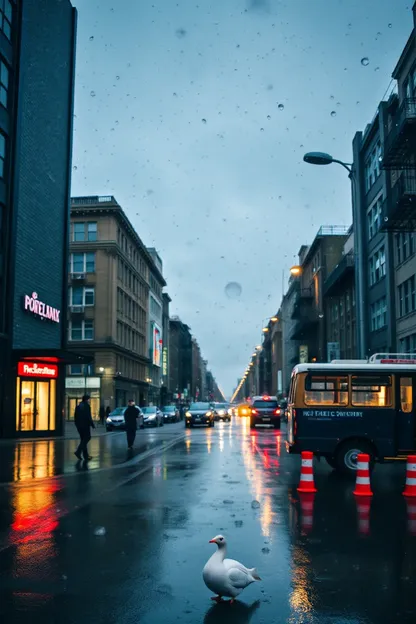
[{"left": 0, "top": 418, "right": 415, "bottom": 624}]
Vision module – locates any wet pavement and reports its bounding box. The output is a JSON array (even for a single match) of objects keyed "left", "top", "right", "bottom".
[{"left": 0, "top": 418, "right": 415, "bottom": 623}]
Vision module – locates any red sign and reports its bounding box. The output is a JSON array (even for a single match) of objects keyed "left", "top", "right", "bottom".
[
  {"left": 18, "top": 361, "right": 58, "bottom": 378},
  {"left": 380, "top": 359, "right": 416, "bottom": 365}
]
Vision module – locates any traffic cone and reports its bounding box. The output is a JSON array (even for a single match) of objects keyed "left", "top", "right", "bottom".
[
  {"left": 353, "top": 453, "right": 373, "bottom": 497},
  {"left": 297, "top": 451, "right": 317, "bottom": 493},
  {"left": 299, "top": 492, "right": 315, "bottom": 534},
  {"left": 406, "top": 499, "right": 416, "bottom": 536},
  {"left": 355, "top": 496, "right": 372, "bottom": 536},
  {"left": 403, "top": 455, "right": 416, "bottom": 498}
]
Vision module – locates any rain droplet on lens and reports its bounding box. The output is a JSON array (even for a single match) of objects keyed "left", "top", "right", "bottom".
[
  {"left": 260, "top": 127, "right": 264, "bottom": 131},
  {"left": 278, "top": 103, "right": 284, "bottom": 111},
  {"left": 201, "top": 118, "right": 207, "bottom": 124},
  {"left": 375, "top": 67, "right": 380, "bottom": 72},
  {"left": 234, "top": 520, "right": 243, "bottom": 527},
  {"left": 89, "top": 36, "right": 94, "bottom": 41},
  {"left": 116, "top": 75, "right": 120, "bottom": 80},
  {"left": 267, "top": 115, "right": 271, "bottom": 120},
  {"left": 94, "top": 526, "right": 106, "bottom": 536},
  {"left": 262, "top": 547, "right": 270, "bottom": 554},
  {"left": 330, "top": 95, "right": 334, "bottom": 99},
  {"left": 225, "top": 282, "right": 242, "bottom": 299},
  {"left": 388, "top": 23, "right": 392, "bottom": 28},
  {"left": 251, "top": 500, "right": 260, "bottom": 509},
  {"left": 73, "top": 165, "right": 77, "bottom": 170},
  {"left": 330, "top": 111, "right": 337, "bottom": 117},
  {"left": 361, "top": 57, "right": 369, "bottom": 66},
  {"left": 90, "top": 90, "right": 96, "bottom": 97}
]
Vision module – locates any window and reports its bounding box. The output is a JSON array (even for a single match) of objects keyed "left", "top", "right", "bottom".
[
  {"left": 400, "top": 378, "right": 413, "bottom": 413},
  {"left": 398, "top": 276, "right": 416, "bottom": 317},
  {"left": 364, "top": 141, "right": 382, "bottom": 192},
  {"left": 70, "top": 252, "right": 95, "bottom": 273},
  {"left": 351, "top": 375, "right": 392, "bottom": 407},
  {"left": 87, "top": 222, "right": 97, "bottom": 241},
  {"left": 69, "top": 320, "right": 94, "bottom": 341},
  {"left": 399, "top": 333, "right": 416, "bottom": 354},
  {"left": 69, "top": 287, "right": 95, "bottom": 306},
  {"left": 70, "top": 365, "right": 83, "bottom": 375},
  {"left": 304, "top": 375, "right": 348, "bottom": 406},
  {"left": 369, "top": 246, "right": 386, "bottom": 285},
  {"left": 395, "top": 232, "right": 416, "bottom": 265},
  {"left": 0, "top": 60, "right": 8, "bottom": 108},
  {"left": 73, "top": 222, "right": 85, "bottom": 241},
  {"left": 0, "top": 0, "right": 12, "bottom": 40},
  {"left": 370, "top": 297, "right": 387, "bottom": 331},
  {"left": 367, "top": 194, "right": 383, "bottom": 240}
]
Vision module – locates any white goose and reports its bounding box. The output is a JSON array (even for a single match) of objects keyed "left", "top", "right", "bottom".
[{"left": 202, "top": 534, "right": 261, "bottom": 603}]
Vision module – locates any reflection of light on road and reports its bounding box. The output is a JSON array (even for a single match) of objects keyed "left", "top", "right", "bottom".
[
  {"left": 218, "top": 427, "right": 224, "bottom": 452},
  {"left": 185, "top": 438, "right": 191, "bottom": 453},
  {"left": 13, "top": 441, "right": 56, "bottom": 482},
  {"left": 206, "top": 431, "right": 212, "bottom": 454},
  {"left": 289, "top": 546, "right": 314, "bottom": 615},
  {"left": 163, "top": 465, "right": 168, "bottom": 480}
]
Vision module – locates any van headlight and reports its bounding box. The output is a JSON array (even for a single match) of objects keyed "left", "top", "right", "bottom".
[
  {"left": 186, "top": 411, "right": 191, "bottom": 417},
  {"left": 206, "top": 411, "right": 212, "bottom": 416}
]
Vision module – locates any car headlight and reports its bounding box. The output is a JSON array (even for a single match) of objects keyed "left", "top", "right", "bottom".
[
  {"left": 148, "top": 414, "right": 156, "bottom": 419},
  {"left": 218, "top": 410, "right": 225, "bottom": 415},
  {"left": 228, "top": 409, "right": 232, "bottom": 415},
  {"left": 186, "top": 411, "right": 191, "bottom": 417},
  {"left": 206, "top": 411, "right": 212, "bottom": 416},
  {"left": 106, "top": 417, "right": 112, "bottom": 423}
]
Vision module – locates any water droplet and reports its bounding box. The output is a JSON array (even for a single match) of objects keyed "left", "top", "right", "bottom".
[
  {"left": 225, "top": 282, "right": 242, "bottom": 299},
  {"left": 260, "top": 127, "right": 264, "bottom": 132},
  {"left": 94, "top": 526, "right": 106, "bottom": 536},
  {"left": 375, "top": 67, "right": 380, "bottom": 72},
  {"left": 223, "top": 499, "right": 234, "bottom": 504},
  {"left": 267, "top": 115, "right": 271, "bottom": 120},
  {"left": 234, "top": 520, "right": 243, "bottom": 527},
  {"left": 388, "top": 23, "right": 392, "bottom": 28},
  {"left": 278, "top": 103, "right": 284, "bottom": 111},
  {"left": 89, "top": 36, "right": 94, "bottom": 41},
  {"left": 330, "top": 95, "right": 335, "bottom": 100},
  {"left": 361, "top": 57, "right": 369, "bottom": 66},
  {"left": 330, "top": 111, "right": 337, "bottom": 117},
  {"left": 251, "top": 500, "right": 260, "bottom": 509},
  {"left": 116, "top": 75, "right": 120, "bottom": 80},
  {"left": 62, "top": 574, "right": 68, "bottom": 580},
  {"left": 90, "top": 90, "right": 96, "bottom": 97},
  {"left": 262, "top": 547, "right": 270, "bottom": 554},
  {"left": 201, "top": 118, "right": 207, "bottom": 124},
  {"left": 73, "top": 165, "right": 77, "bottom": 171}
]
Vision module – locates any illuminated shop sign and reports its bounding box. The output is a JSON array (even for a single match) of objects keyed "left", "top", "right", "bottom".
[
  {"left": 18, "top": 362, "right": 58, "bottom": 378},
  {"left": 162, "top": 348, "right": 168, "bottom": 376},
  {"left": 152, "top": 323, "right": 162, "bottom": 367},
  {"left": 23, "top": 292, "right": 60, "bottom": 323}
]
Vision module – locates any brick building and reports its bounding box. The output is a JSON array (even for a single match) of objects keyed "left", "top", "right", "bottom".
[{"left": 0, "top": 0, "right": 77, "bottom": 438}]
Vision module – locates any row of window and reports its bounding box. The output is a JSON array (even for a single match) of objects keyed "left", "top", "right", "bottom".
[
  {"left": 369, "top": 246, "right": 386, "bottom": 286},
  {"left": 117, "top": 287, "right": 146, "bottom": 332},
  {"left": 116, "top": 355, "right": 146, "bottom": 382},
  {"left": 69, "top": 286, "right": 94, "bottom": 307},
  {"left": 117, "top": 227, "right": 148, "bottom": 280},
  {"left": 72, "top": 221, "right": 97, "bottom": 242},
  {"left": 398, "top": 275, "right": 416, "bottom": 318},
  {"left": 399, "top": 333, "right": 416, "bottom": 355},
  {"left": 116, "top": 320, "right": 146, "bottom": 356},
  {"left": 0, "top": 0, "right": 12, "bottom": 41},
  {"left": 367, "top": 194, "right": 383, "bottom": 240},
  {"left": 396, "top": 232, "right": 415, "bottom": 266},
  {"left": 69, "top": 252, "right": 95, "bottom": 274},
  {"left": 150, "top": 274, "right": 162, "bottom": 300},
  {"left": 370, "top": 296, "right": 387, "bottom": 331},
  {"left": 364, "top": 141, "right": 382, "bottom": 193},
  {"left": 150, "top": 294, "right": 162, "bottom": 320},
  {"left": 117, "top": 257, "right": 147, "bottom": 301}
]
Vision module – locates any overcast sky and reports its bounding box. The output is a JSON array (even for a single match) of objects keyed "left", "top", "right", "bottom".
[{"left": 71, "top": 0, "right": 413, "bottom": 397}]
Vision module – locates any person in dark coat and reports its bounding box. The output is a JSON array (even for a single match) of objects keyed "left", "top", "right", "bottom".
[
  {"left": 74, "top": 394, "right": 95, "bottom": 460},
  {"left": 124, "top": 399, "right": 139, "bottom": 449},
  {"left": 99, "top": 405, "right": 105, "bottom": 426}
]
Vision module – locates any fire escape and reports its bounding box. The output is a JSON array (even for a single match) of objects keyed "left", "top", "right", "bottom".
[{"left": 381, "top": 97, "right": 416, "bottom": 231}]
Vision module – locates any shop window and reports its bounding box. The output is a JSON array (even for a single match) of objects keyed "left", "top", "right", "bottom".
[
  {"left": 351, "top": 375, "right": 392, "bottom": 407},
  {"left": 304, "top": 375, "right": 348, "bottom": 406},
  {"left": 400, "top": 378, "right": 413, "bottom": 413}
]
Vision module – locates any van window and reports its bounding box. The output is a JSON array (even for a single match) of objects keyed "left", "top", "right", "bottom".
[
  {"left": 304, "top": 375, "right": 348, "bottom": 406},
  {"left": 400, "top": 377, "right": 413, "bottom": 413},
  {"left": 351, "top": 375, "right": 392, "bottom": 407}
]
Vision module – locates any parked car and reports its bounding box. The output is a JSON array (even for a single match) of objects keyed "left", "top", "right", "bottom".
[
  {"left": 185, "top": 402, "right": 215, "bottom": 427},
  {"left": 162, "top": 405, "right": 180, "bottom": 423},
  {"left": 250, "top": 395, "right": 281, "bottom": 429},
  {"left": 212, "top": 402, "right": 231, "bottom": 422},
  {"left": 106, "top": 406, "right": 144, "bottom": 432},
  {"left": 142, "top": 406, "right": 163, "bottom": 427}
]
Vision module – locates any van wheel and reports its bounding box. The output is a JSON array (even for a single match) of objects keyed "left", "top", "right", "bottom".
[
  {"left": 335, "top": 440, "right": 374, "bottom": 476},
  {"left": 325, "top": 456, "right": 337, "bottom": 469}
]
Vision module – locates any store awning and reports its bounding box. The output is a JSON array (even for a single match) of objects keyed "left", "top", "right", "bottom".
[{"left": 13, "top": 350, "right": 94, "bottom": 365}]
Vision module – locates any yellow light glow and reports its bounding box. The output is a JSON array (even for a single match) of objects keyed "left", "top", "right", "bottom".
[
  {"left": 290, "top": 265, "right": 302, "bottom": 276},
  {"left": 262, "top": 327, "right": 269, "bottom": 333}
]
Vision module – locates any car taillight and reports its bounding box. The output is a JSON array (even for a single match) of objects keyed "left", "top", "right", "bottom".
[
  {"left": 274, "top": 408, "right": 281, "bottom": 415},
  {"left": 251, "top": 409, "right": 258, "bottom": 415}
]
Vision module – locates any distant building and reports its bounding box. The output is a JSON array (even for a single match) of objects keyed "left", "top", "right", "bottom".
[
  {"left": 146, "top": 248, "right": 166, "bottom": 405},
  {"left": 169, "top": 317, "right": 192, "bottom": 401}
]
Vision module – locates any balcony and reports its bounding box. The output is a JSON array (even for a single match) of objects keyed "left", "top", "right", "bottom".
[
  {"left": 382, "top": 98, "right": 416, "bottom": 169},
  {"left": 291, "top": 287, "right": 314, "bottom": 320},
  {"left": 380, "top": 172, "right": 416, "bottom": 232},
  {"left": 324, "top": 251, "right": 354, "bottom": 296}
]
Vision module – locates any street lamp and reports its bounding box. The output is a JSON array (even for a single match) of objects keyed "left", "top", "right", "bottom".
[
  {"left": 290, "top": 265, "right": 302, "bottom": 277},
  {"left": 303, "top": 151, "right": 352, "bottom": 175},
  {"left": 262, "top": 327, "right": 269, "bottom": 333}
]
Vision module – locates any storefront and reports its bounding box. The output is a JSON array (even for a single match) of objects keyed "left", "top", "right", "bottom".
[
  {"left": 65, "top": 376, "right": 101, "bottom": 420},
  {"left": 16, "top": 361, "right": 58, "bottom": 433}
]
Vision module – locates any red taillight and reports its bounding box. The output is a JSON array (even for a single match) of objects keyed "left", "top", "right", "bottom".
[
  {"left": 274, "top": 408, "right": 281, "bottom": 415},
  {"left": 251, "top": 409, "right": 258, "bottom": 415}
]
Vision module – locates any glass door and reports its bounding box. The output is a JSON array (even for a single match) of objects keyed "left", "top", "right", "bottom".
[
  {"left": 397, "top": 376, "right": 415, "bottom": 451},
  {"left": 16, "top": 378, "right": 56, "bottom": 433},
  {"left": 18, "top": 380, "right": 36, "bottom": 431}
]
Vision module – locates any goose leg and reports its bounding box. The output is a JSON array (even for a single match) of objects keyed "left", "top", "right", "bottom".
[{"left": 211, "top": 596, "right": 223, "bottom": 603}]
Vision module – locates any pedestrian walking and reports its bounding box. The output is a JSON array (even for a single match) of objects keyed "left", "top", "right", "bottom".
[
  {"left": 105, "top": 405, "right": 111, "bottom": 420},
  {"left": 74, "top": 394, "right": 95, "bottom": 461},
  {"left": 124, "top": 399, "right": 139, "bottom": 449},
  {"left": 99, "top": 404, "right": 105, "bottom": 426}
]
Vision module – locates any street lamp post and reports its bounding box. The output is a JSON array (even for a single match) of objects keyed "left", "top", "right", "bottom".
[{"left": 303, "top": 151, "right": 365, "bottom": 359}]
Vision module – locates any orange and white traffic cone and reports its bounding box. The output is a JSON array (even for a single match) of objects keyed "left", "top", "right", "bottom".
[
  {"left": 353, "top": 453, "right": 373, "bottom": 497},
  {"left": 406, "top": 499, "right": 416, "bottom": 536},
  {"left": 355, "top": 496, "right": 372, "bottom": 536},
  {"left": 299, "top": 492, "right": 315, "bottom": 534},
  {"left": 403, "top": 455, "right": 416, "bottom": 498},
  {"left": 297, "top": 451, "right": 317, "bottom": 493}
]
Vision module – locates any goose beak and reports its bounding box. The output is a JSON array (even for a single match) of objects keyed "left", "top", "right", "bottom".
[{"left": 209, "top": 539, "right": 216, "bottom": 543}]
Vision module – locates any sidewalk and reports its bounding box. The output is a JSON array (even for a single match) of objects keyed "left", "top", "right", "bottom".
[{"left": 0, "top": 421, "right": 113, "bottom": 445}]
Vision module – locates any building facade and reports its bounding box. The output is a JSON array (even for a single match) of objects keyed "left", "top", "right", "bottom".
[
  {"left": 146, "top": 248, "right": 166, "bottom": 405},
  {"left": 161, "top": 292, "right": 171, "bottom": 405},
  {"left": 0, "top": 0, "right": 77, "bottom": 438},
  {"left": 66, "top": 196, "right": 162, "bottom": 416},
  {"left": 169, "top": 317, "right": 192, "bottom": 401}
]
